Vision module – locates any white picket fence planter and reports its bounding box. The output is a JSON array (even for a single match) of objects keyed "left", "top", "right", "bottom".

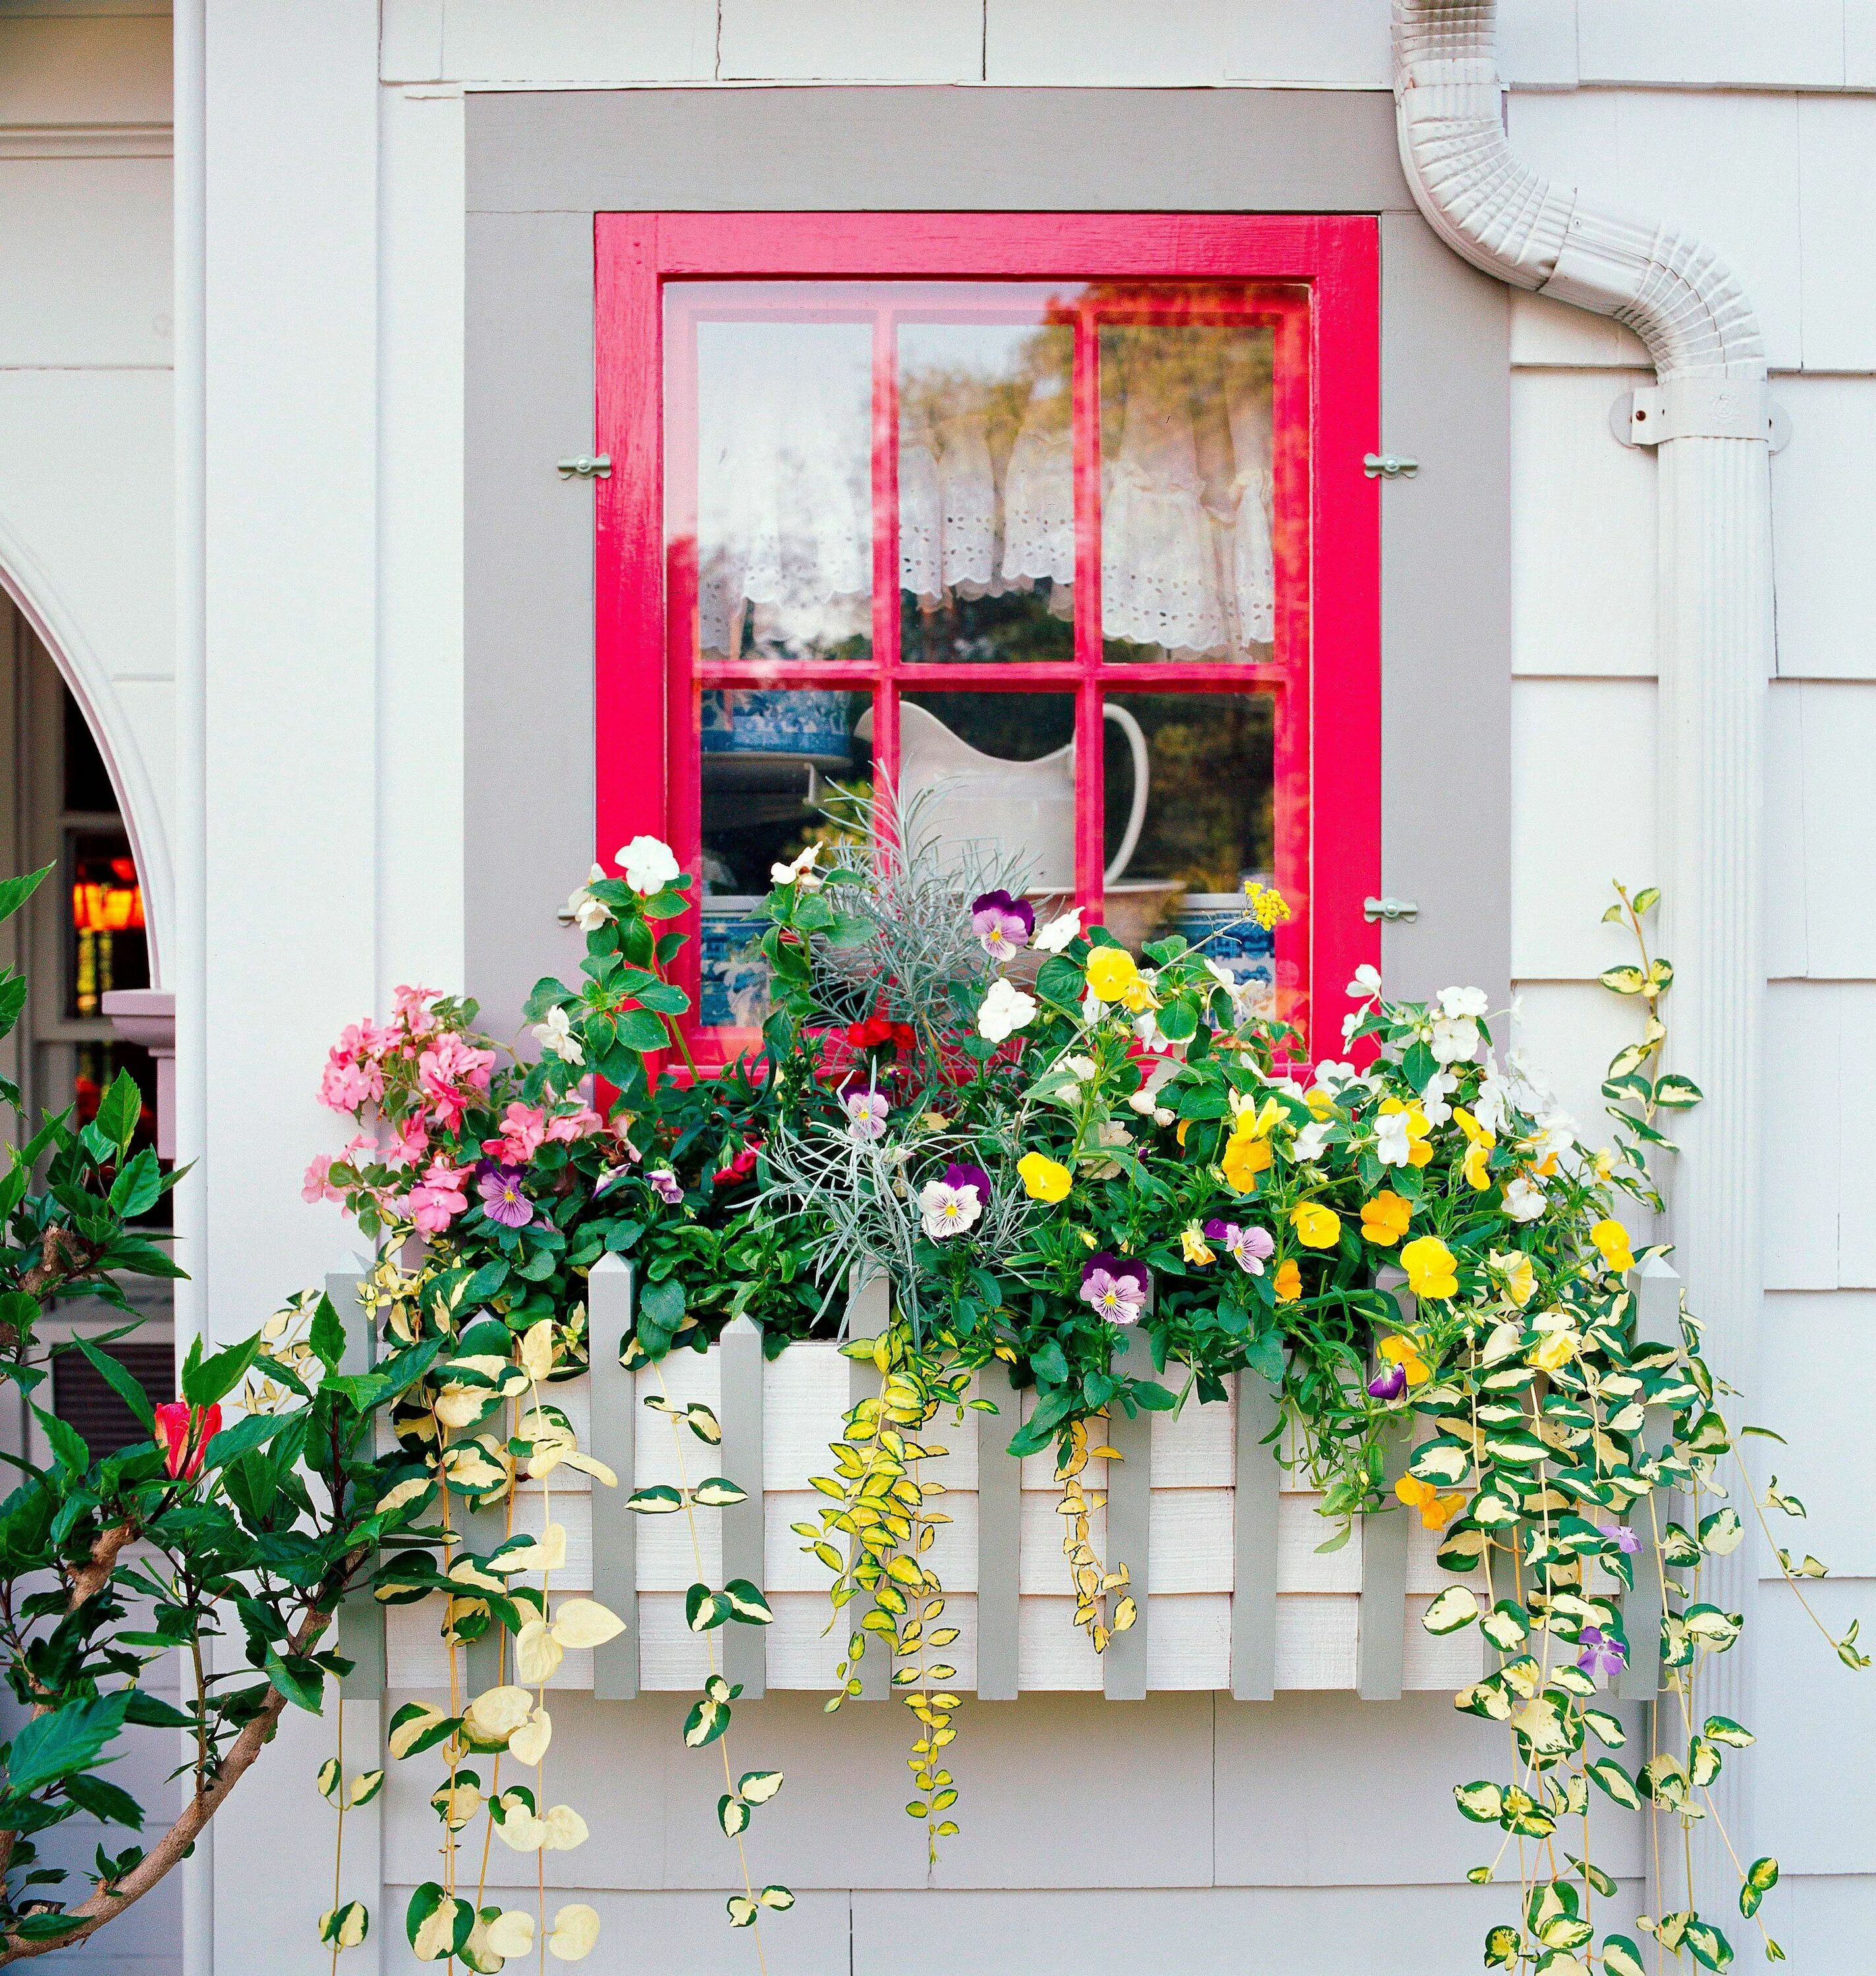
[{"left": 342, "top": 1259, "right": 1493, "bottom": 1704}]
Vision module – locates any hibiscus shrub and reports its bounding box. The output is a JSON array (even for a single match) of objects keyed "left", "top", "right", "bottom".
[{"left": 0, "top": 868, "right": 478, "bottom": 1963}]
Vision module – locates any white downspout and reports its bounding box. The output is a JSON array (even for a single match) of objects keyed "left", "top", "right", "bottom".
[
  {"left": 173, "top": 1, "right": 213, "bottom": 1971},
  {"left": 1393, "top": 0, "right": 1770, "bottom": 1926}
]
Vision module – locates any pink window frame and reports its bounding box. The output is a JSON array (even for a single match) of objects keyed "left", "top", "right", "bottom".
[{"left": 594, "top": 212, "right": 1381, "bottom": 1066}]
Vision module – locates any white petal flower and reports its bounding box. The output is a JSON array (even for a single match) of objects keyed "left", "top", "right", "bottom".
[
  {"left": 1034, "top": 907, "right": 1082, "bottom": 953},
  {"left": 1438, "top": 985, "right": 1490, "bottom": 1019},
  {"left": 918, "top": 1179, "right": 984, "bottom": 1240},
  {"left": 533, "top": 1004, "right": 584, "bottom": 1065},
  {"left": 1503, "top": 1176, "right": 1547, "bottom": 1222},
  {"left": 1346, "top": 962, "right": 1383, "bottom": 999},
  {"left": 1420, "top": 1070, "right": 1458, "bottom": 1128},
  {"left": 615, "top": 835, "right": 680, "bottom": 896},
  {"left": 1429, "top": 1015, "right": 1480, "bottom": 1066},
  {"left": 1373, "top": 1111, "right": 1414, "bottom": 1168},
  {"left": 1292, "top": 1119, "right": 1333, "bottom": 1163},
  {"left": 563, "top": 864, "right": 612, "bottom": 935},
  {"left": 770, "top": 841, "right": 825, "bottom": 892},
  {"left": 1341, "top": 1012, "right": 1363, "bottom": 1043},
  {"left": 978, "top": 977, "right": 1037, "bottom": 1044}
]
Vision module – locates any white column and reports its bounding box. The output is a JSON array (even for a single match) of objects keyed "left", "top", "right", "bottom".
[
  {"left": 1653, "top": 420, "right": 1773, "bottom": 1918},
  {"left": 198, "top": 6, "right": 381, "bottom": 1973}
]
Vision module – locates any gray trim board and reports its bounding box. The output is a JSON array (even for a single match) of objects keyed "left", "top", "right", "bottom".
[
  {"left": 468, "top": 88, "right": 1416, "bottom": 217},
  {"left": 464, "top": 86, "right": 1511, "bottom": 1039}
]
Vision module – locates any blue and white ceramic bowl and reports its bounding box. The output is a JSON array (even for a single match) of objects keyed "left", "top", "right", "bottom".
[
  {"left": 700, "top": 899, "right": 773, "bottom": 1029},
  {"left": 1169, "top": 892, "right": 1276, "bottom": 1010},
  {"left": 700, "top": 688, "right": 852, "bottom": 760}
]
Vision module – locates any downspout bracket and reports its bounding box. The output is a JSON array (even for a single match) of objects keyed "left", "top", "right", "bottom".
[{"left": 1610, "top": 383, "right": 1786, "bottom": 451}]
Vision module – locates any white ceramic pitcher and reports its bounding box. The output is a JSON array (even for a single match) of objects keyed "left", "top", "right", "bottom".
[{"left": 854, "top": 700, "right": 1149, "bottom": 889}]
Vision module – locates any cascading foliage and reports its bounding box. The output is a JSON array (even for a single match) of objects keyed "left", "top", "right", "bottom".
[{"left": 299, "top": 822, "right": 1863, "bottom": 1973}]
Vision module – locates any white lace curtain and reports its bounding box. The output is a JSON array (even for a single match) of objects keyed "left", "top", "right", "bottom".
[{"left": 694, "top": 320, "right": 1277, "bottom": 661}]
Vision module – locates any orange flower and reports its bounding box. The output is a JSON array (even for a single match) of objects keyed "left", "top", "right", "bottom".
[
  {"left": 1379, "top": 1332, "right": 1431, "bottom": 1385},
  {"left": 1360, "top": 1190, "right": 1413, "bottom": 1247},
  {"left": 1273, "top": 1259, "right": 1302, "bottom": 1303},
  {"left": 1396, "top": 1473, "right": 1464, "bottom": 1529}
]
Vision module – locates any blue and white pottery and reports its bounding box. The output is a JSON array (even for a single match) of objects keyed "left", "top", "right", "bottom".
[
  {"left": 700, "top": 688, "right": 852, "bottom": 759},
  {"left": 700, "top": 899, "right": 773, "bottom": 1029},
  {"left": 1170, "top": 892, "right": 1277, "bottom": 1009}
]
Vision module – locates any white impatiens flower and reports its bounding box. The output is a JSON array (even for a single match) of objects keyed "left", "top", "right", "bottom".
[
  {"left": 1292, "top": 1119, "right": 1333, "bottom": 1164},
  {"left": 770, "top": 840, "right": 825, "bottom": 891},
  {"left": 1437, "top": 985, "right": 1490, "bottom": 1020},
  {"left": 1420, "top": 1070, "right": 1458, "bottom": 1128},
  {"left": 978, "top": 976, "right": 1037, "bottom": 1043},
  {"left": 1503, "top": 1176, "right": 1547, "bottom": 1222},
  {"left": 1313, "top": 1058, "right": 1359, "bottom": 1090},
  {"left": 563, "top": 864, "right": 612, "bottom": 934},
  {"left": 1346, "top": 962, "right": 1383, "bottom": 999},
  {"left": 615, "top": 835, "right": 680, "bottom": 896},
  {"left": 1034, "top": 906, "right": 1082, "bottom": 953},
  {"left": 1429, "top": 1014, "right": 1481, "bottom": 1065},
  {"left": 1373, "top": 1111, "right": 1415, "bottom": 1168},
  {"left": 533, "top": 1004, "right": 584, "bottom": 1066},
  {"left": 1342, "top": 1011, "right": 1364, "bottom": 1044}
]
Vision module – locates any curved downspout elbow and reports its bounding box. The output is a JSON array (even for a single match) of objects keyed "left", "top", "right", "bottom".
[{"left": 1391, "top": 0, "right": 1766, "bottom": 391}]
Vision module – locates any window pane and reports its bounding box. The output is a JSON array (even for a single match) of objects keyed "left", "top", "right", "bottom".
[
  {"left": 898, "top": 321, "right": 1074, "bottom": 664},
  {"left": 895, "top": 691, "right": 1078, "bottom": 887},
  {"left": 694, "top": 319, "right": 873, "bottom": 664},
  {"left": 1099, "top": 323, "right": 1277, "bottom": 662},
  {"left": 1101, "top": 691, "right": 1275, "bottom": 960},
  {"left": 699, "top": 686, "right": 873, "bottom": 1027}
]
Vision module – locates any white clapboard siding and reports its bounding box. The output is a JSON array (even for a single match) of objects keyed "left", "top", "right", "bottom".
[{"left": 385, "top": 1348, "right": 1483, "bottom": 1696}]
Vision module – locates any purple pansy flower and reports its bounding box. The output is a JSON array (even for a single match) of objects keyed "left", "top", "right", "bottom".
[
  {"left": 478, "top": 1163, "right": 534, "bottom": 1230},
  {"left": 648, "top": 1168, "right": 683, "bottom": 1206},
  {"left": 970, "top": 889, "right": 1036, "bottom": 962},
  {"left": 843, "top": 1084, "right": 891, "bottom": 1141},
  {"left": 1203, "top": 1218, "right": 1275, "bottom": 1277},
  {"left": 1080, "top": 1252, "right": 1150, "bottom": 1325},
  {"left": 1574, "top": 1627, "right": 1628, "bottom": 1682},
  {"left": 1600, "top": 1523, "right": 1642, "bottom": 1554},
  {"left": 1367, "top": 1359, "right": 1407, "bottom": 1401}
]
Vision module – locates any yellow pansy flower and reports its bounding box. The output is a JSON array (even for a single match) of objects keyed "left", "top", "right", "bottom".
[
  {"left": 1084, "top": 946, "right": 1140, "bottom": 1003},
  {"left": 1589, "top": 1217, "right": 1635, "bottom": 1275},
  {"left": 1396, "top": 1473, "right": 1464, "bottom": 1529},
  {"left": 1290, "top": 1202, "right": 1341, "bottom": 1249},
  {"left": 1181, "top": 1226, "right": 1215, "bottom": 1266},
  {"left": 1360, "top": 1190, "right": 1414, "bottom": 1247},
  {"left": 1379, "top": 1331, "right": 1431, "bottom": 1385},
  {"left": 1399, "top": 1234, "right": 1459, "bottom": 1300},
  {"left": 1488, "top": 1248, "right": 1537, "bottom": 1307},
  {"left": 1120, "top": 975, "right": 1159, "bottom": 1014},
  {"left": 1273, "top": 1259, "right": 1303, "bottom": 1303},
  {"left": 1017, "top": 1152, "right": 1072, "bottom": 1203},
  {"left": 1530, "top": 1328, "right": 1578, "bottom": 1373},
  {"left": 1304, "top": 1085, "right": 1337, "bottom": 1121},
  {"left": 1222, "top": 1130, "right": 1274, "bottom": 1194}
]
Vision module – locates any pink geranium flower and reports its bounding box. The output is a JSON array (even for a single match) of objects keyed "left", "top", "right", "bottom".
[
  {"left": 418, "top": 1033, "right": 495, "bottom": 1127},
  {"left": 393, "top": 983, "right": 441, "bottom": 1033},
  {"left": 302, "top": 1154, "right": 343, "bottom": 1205},
  {"left": 483, "top": 1101, "right": 547, "bottom": 1165},
  {"left": 318, "top": 1056, "right": 382, "bottom": 1113},
  {"left": 545, "top": 1104, "right": 603, "bottom": 1143},
  {"left": 409, "top": 1158, "right": 469, "bottom": 1233}
]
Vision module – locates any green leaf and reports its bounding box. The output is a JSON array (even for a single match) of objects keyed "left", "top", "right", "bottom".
[
  {"left": 199, "top": 1410, "right": 294, "bottom": 1472},
  {"left": 1703, "top": 1715, "right": 1756, "bottom": 1749},
  {"left": 1684, "top": 1919, "right": 1734, "bottom": 1971},
  {"left": 1740, "top": 1857, "right": 1779, "bottom": 1921},
  {"left": 723, "top": 1579, "right": 773, "bottom": 1626},
  {"left": 638, "top": 1278, "right": 686, "bottom": 1332},
  {"left": 180, "top": 1331, "right": 263, "bottom": 1409},
  {"left": 308, "top": 1294, "right": 346, "bottom": 1372},
  {"left": 0, "top": 865, "right": 51, "bottom": 930},
  {"left": 1603, "top": 1935, "right": 1648, "bottom": 1976},
  {"left": 7, "top": 1691, "right": 132, "bottom": 1794},
  {"left": 30, "top": 1402, "right": 90, "bottom": 1477},
  {"left": 738, "top": 1770, "right": 784, "bottom": 1804},
  {"left": 685, "top": 1583, "right": 733, "bottom": 1633},
  {"left": 613, "top": 1008, "right": 670, "bottom": 1053},
  {"left": 718, "top": 1792, "right": 750, "bottom": 1837},
  {"left": 264, "top": 1649, "right": 325, "bottom": 1715},
  {"left": 107, "top": 1147, "right": 163, "bottom": 1220},
  {"left": 1421, "top": 1586, "right": 1479, "bottom": 1635},
  {"left": 626, "top": 1485, "right": 683, "bottom": 1516},
  {"left": 1453, "top": 1780, "right": 1504, "bottom": 1823},
  {"left": 1586, "top": 1759, "right": 1642, "bottom": 1811},
  {"left": 1600, "top": 965, "right": 1648, "bottom": 996},
  {"left": 61, "top": 1771, "right": 144, "bottom": 1829},
  {"left": 690, "top": 1477, "right": 748, "bottom": 1508},
  {"left": 95, "top": 1069, "right": 144, "bottom": 1152},
  {"left": 73, "top": 1339, "right": 156, "bottom": 1435},
  {"left": 684, "top": 1697, "right": 731, "bottom": 1748}
]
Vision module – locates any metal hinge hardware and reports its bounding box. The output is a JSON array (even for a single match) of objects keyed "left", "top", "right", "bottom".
[
  {"left": 1363, "top": 896, "right": 1420, "bottom": 923},
  {"left": 1363, "top": 453, "right": 1419, "bottom": 480},
  {"left": 557, "top": 454, "right": 612, "bottom": 479}
]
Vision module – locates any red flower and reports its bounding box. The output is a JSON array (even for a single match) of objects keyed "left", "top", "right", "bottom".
[
  {"left": 154, "top": 1400, "right": 221, "bottom": 1479},
  {"left": 712, "top": 1138, "right": 763, "bottom": 1190},
  {"left": 846, "top": 1016, "right": 917, "bottom": 1056}
]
